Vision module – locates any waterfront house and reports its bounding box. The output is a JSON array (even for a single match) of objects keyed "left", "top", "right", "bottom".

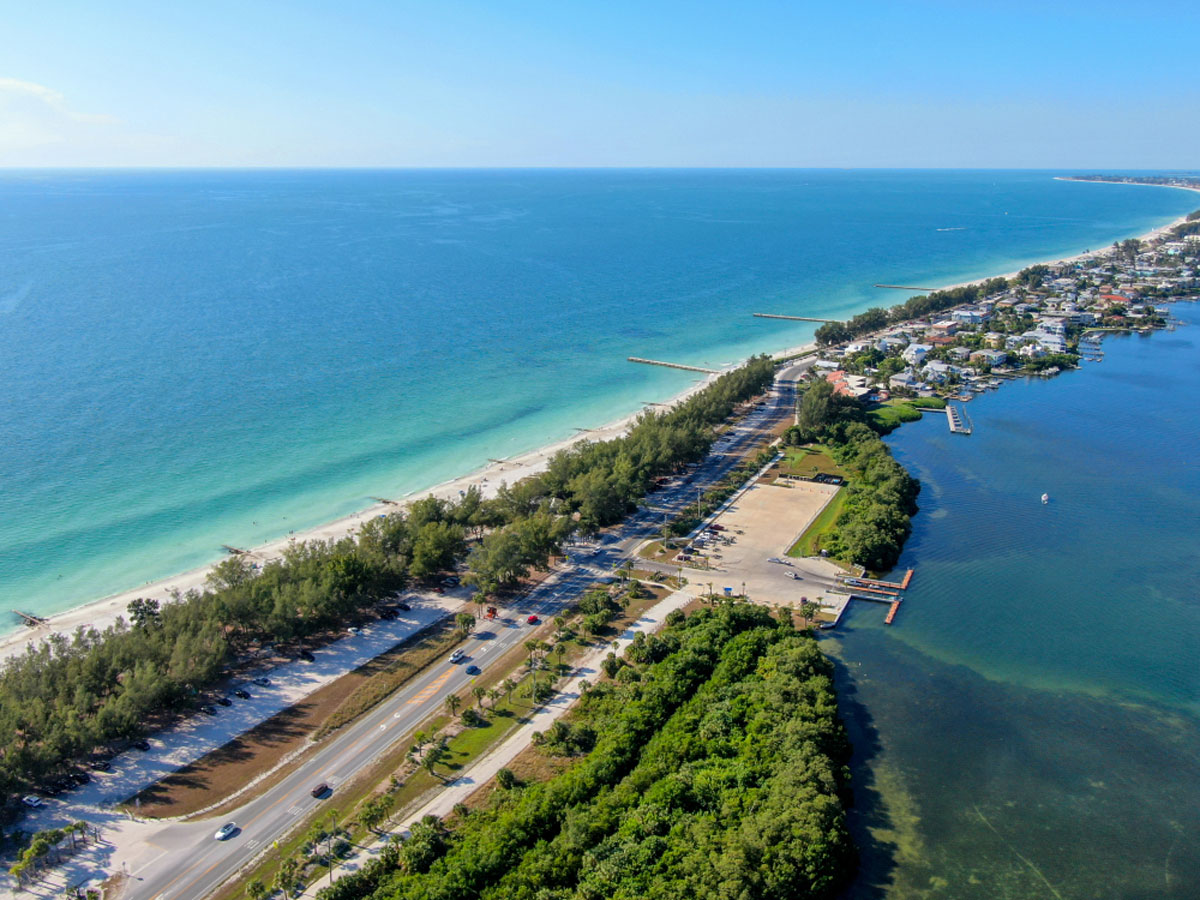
[
  {"left": 970, "top": 349, "right": 1008, "bottom": 366},
  {"left": 889, "top": 371, "right": 920, "bottom": 390},
  {"left": 903, "top": 343, "right": 932, "bottom": 366}
]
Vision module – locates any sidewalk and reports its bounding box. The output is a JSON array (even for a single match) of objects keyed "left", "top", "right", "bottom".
[{"left": 293, "top": 586, "right": 700, "bottom": 897}]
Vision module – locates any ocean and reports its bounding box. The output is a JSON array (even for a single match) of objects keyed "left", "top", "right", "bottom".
[
  {"left": 0, "top": 169, "right": 1195, "bottom": 629},
  {"left": 835, "top": 302, "right": 1200, "bottom": 898}
]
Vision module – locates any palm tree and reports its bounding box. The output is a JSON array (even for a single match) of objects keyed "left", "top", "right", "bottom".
[
  {"left": 357, "top": 796, "right": 389, "bottom": 835},
  {"left": 444, "top": 694, "right": 462, "bottom": 717},
  {"left": 486, "top": 687, "right": 500, "bottom": 709},
  {"left": 246, "top": 878, "right": 268, "bottom": 900},
  {"left": 455, "top": 612, "right": 475, "bottom": 635},
  {"left": 799, "top": 602, "right": 820, "bottom": 630},
  {"left": 274, "top": 856, "right": 300, "bottom": 900},
  {"left": 502, "top": 678, "right": 517, "bottom": 703},
  {"left": 472, "top": 685, "right": 487, "bottom": 709}
]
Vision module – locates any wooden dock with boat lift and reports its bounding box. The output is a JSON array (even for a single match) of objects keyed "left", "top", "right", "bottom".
[
  {"left": 627, "top": 357, "right": 720, "bottom": 374},
  {"left": 946, "top": 405, "right": 973, "bottom": 435},
  {"left": 849, "top": 569, "right": 914, "bottom": 590},
  {"left": 884, "top": 600, "right": 902, "bottom": 624},
  {"left": 752, "top": 313, "right": 839, "bottom": 324}
]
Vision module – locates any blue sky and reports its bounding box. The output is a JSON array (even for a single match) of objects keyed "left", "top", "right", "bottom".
[{"left": 1, "top": 0, "right": 1197, "bottom": 167}]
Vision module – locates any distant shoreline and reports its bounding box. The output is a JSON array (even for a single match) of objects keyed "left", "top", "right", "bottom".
[{"left": 3, "top": 180, "right": 1196, "bottom": 660}]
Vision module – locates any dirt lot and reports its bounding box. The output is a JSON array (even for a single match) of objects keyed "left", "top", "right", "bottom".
[{"left": 700, "top": 480, "right": 847, "bottom": 612}]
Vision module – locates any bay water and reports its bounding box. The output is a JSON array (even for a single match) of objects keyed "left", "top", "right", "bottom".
[{"left": 835, "top": 302, "right": 1200, "bottom": 899}]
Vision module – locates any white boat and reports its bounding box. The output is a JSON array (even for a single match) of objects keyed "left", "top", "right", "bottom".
[{"left": 1041, "top": 493, "right": 1049, "bottom": 504}]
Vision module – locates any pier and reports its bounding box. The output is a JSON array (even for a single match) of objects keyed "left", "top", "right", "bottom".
[
  {"left": 946, "top": 405, "right": 973, "bottom": 435},
  {"left": 884, "top": 600, "right": 902, "bottom": 624},
  {"left": 752, "top": 313, "right": 839, "bottom": 324},
  {"left": 874, "top": 283, "right": 939, "bottom": 291},
  {"left": 627, "top": 357, "right": 719, "bottom": 374},
  {"left": 12, "top": 610, "right": 47, "bottom": 627}
]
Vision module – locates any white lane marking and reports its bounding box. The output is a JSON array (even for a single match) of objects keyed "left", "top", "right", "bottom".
[
  {"left": 246, "top": 839, "right": 260, "bottom": 850},
  {"left": 288, "top": 805, "right": 302, "bottom": 816}
]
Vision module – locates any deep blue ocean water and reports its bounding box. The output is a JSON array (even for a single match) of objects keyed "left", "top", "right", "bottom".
[
  {"left": 0, "top": 169, "right": 1195, "bottom": 627},
  {"left": 833, "top": 302, "right": 1200, "bottom": 899}
]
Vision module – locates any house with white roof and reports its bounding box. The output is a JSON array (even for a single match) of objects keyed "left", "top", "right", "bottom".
[{"left": 902, "top": 343, "right": 932, "bottom": 366}]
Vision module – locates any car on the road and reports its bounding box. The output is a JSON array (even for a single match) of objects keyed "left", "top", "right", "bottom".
[
  {"left": 132, "top": 739, "right": 151, "bottom": 752},
  {"left": 21, "top": 795, "right": 43, "bottom": 808},
  {"left": 465, "top": 665, "right": 481, "bottom": 675},
  {"left": 311, "top": 783, "right": 330, "bottom": 798},
  {"left": 379, "top": 607, "right": 397, "bottom": 620},
  {"left": 253, "top": 677, "right": 271, "bottom": 687},
  {"left": 89, "top": 758, "right": 112, "bottom": 772},
  {"left": 234, "top": 689, "right": 251, "bottom": 700},
  {"left": 526, "top": 615, "right": 540, "bottom": 625},
  {"left": 442, "top": 577, "right": 459, "bottom": 586},
  {"left": 214, "top": 823, "right": 238, "bottom": 841},
  {"left": 395, "top": 601, "right": 411, "bottom": 611},
  {"left": 449, "top": 649, "right": 465, "bottom": 663},
  {"left": 69, "top": 771, "right": 90, "bottom": 786},
  {"left": 709, "top": 524, "right": 726, "bottom": 532},
  {"left": 433, "top": 586, "right": 445, "bottom": 594},
  {"left": 216, "top": 696, "right": 233, "bottom": 706},
  {"left": 200, "top": 705, "right": 218, "bottom": 716},
  {"left": 299, "top": 649, "right": 315, "bottom": 662},
  {"left": 347, "top": 626, "right": 361, "bottom": 634}
]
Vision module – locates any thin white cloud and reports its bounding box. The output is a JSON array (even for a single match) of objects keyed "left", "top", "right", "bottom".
[{"left": 0, "top": 77, "right": 119, "bottom": 125}]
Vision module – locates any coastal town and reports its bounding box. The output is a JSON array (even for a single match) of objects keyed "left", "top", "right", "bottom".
[{"left": 806, "top": 209, "right": 1200, "bottom": 404}]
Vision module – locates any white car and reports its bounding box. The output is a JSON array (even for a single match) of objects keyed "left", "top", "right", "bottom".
[
  {"left": 214, "top": 822, "right": 237, "bottom": 841},
  {"left": 449, "top": 649, "right": 465, "bottom": 663},
  {"left": 21, "top": 795, "right": 43, "bottom": 809}
]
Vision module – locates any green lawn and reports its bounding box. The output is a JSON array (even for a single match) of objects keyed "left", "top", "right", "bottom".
[
  {"left": 773, "top": 445, "right": 843, "bottom": 480},
  {"left": 787, "top": 488, "right": 848, "bottom": 558}
]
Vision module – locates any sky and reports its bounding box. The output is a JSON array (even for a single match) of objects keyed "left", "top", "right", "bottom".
[{"left": 1, "top": 0, "right": 1198, "bottom": 168}]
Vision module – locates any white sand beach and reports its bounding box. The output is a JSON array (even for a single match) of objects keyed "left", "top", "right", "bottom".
[{"left": 0, "top": 362, "right": 755, "bottom": 663}]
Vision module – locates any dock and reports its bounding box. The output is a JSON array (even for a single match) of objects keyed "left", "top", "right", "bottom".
[
  {"left": 874, "top": 284, "right": 939, "bottom": 291},
  {"left": 834, "top": 569, "right": 915, "bottom": 625},
  {"left": 946, "top": 405, "right": 973, "bottom": 435},
  {"left": 844, "top": 569, "right": 913, "bottom": 590},
  {"left": 752, "top": 313, "right": 839, "bottom": 324},
  {"left": 12, "top": 610, "right": 48, "bottom": 627},
  {"left": 221, "top": 545, "right": 250, "bottom": 555},
  {"left": 627, "top": 357, "right": 719, "bottom": 374}
]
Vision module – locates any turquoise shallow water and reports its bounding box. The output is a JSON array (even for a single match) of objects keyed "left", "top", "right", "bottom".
[
  {"left": 833, "top": 303, "right": 1200, "bottom": 899},
  {"left": 0, "top": 169, "right": 1195, "bottom": 628}
]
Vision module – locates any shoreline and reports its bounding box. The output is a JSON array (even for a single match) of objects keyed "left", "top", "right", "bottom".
[
  {"left": 0, "top": 344, "right": 813, "bottom": 661},
  {"left": 3, "top": 184, "right": 1195, "bottom": 661}
]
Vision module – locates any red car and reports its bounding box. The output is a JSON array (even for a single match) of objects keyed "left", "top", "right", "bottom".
[{"left": 527, "top": 615, "right": 539, "bottom": 625}]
